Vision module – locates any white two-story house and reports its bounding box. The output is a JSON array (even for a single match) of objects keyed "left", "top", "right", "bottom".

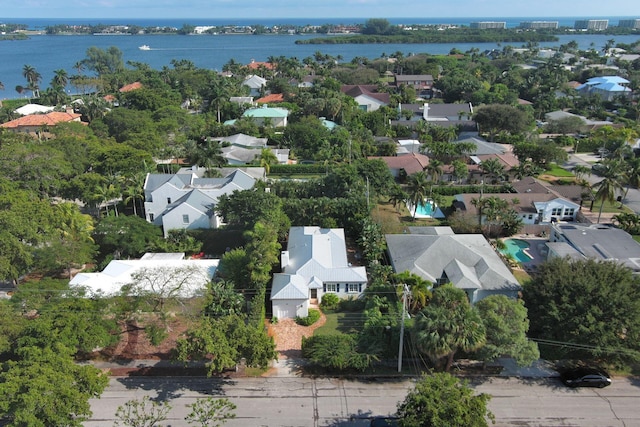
[
  {"left": 143, "top": 169, "right": 256, "bottom": 237},
  {"left": 270, "top": 227, "right": 368, "bottom": 319}
]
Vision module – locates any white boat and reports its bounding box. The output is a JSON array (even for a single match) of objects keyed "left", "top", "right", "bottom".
[{"left": 139, "top": 45, "right": 150, "bottom": 51}]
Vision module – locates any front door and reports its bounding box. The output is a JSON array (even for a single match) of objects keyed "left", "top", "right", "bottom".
[{"left": 310, "top": 289, "right": 318, "bottom": 305}]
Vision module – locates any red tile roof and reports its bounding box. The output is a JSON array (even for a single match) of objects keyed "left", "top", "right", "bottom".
[
  {"left": 119, "top": 82, "right": 143, "bottom": 92},
  {"left": 1, "top": 111, "right": 82, "bottom": 128},
  {"left": 256, "top": 93, "right": 285, "bottom": 104},
  {"left": 246, "top": 60, "right": 275, "bottom": 70}
]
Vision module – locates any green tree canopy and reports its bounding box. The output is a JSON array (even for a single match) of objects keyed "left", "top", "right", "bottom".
[
  {"left": 0, "top": 344, "right": 109, "bottom": 427},
  {"left": 475, "top": 295, "right": 539, "bottom": 366},
  {"left": 524, "top": 257, "right": 640, "bottom": 366},
  {"left": 396, "top": 372, "right": 493, "bottom": 427}
]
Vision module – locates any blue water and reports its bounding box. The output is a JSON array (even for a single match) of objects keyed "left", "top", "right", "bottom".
[
  {"left": 501, "top": 239, "right": 532, "bottom": 263},
  {"left": 415, "top": 200, "right": 435, "bottom": 217},
  {"left": 1, "top": 16, "right": 639, "bottom": 100}
]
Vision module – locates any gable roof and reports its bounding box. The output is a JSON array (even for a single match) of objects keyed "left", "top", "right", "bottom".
[
  {"left": 270, "top": 227, "right": 367, "bottom": 301},
  {"left": 341, "top": 85, "right": 391, "bottom": 104},
  {"left": 385, "top": 228, "right": 520, "bottom": 293},
  {"left": 1, "top": 111, "right": 82, "bottom": 128}
]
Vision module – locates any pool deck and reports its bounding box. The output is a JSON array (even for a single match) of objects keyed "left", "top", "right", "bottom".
[{"left": 504, "top": 235, "right": 549, "bottom": 271}]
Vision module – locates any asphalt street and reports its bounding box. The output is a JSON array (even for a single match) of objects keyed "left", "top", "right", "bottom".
[
  {"left": 85, "top": 374, "right": 640, "bottom": 427},
  {"left": 564, "top": 153, "right": 640, "bottom": 215}
]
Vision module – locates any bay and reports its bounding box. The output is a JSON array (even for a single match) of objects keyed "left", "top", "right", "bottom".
[{"left": 1, "top": 32, "right": 640, "bottom": 101}]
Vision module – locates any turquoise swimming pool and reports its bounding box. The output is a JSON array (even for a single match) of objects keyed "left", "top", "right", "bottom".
[
  {"left": 501, "top": 238, "right": 533, "bottom": 263},
  {"left": 415, "top": 200, "right": 434, "bottom": 216}
]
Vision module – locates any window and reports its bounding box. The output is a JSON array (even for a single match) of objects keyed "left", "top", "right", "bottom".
[
  {"left": 182, "top": 214, "right": 190, "bottom": 224},
  {"left": 348, "top": 283, "right": 360, "bottom": 293},
  {"left": 167, "top": 197, "right": 172, "bottom": 204},
  {"left": 149, "top": 213, "right": 154, "bottom": 221},
  {"left": 552, "top": 207, "right": 563, "bottom": 216},
  {"left": 325, "top": 283, "right": 337, "bottom": 293},
  {"left": 565, "top": 208, "right": 575, "bottom": 217},
  {"left": 528, "top": 214, "right": 533, "bottom": 220}
]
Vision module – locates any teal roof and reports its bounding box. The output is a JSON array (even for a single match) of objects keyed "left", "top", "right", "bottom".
[{"left": 243, "top": 107, "right": 289, "bottom": 118}]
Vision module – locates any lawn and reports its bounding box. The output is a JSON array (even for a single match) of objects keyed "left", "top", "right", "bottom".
[
  {"left": 372, "top": 199, "right": 444, "bottom": 234},
  {"left": 313, "top": 311, "right": 365, "bottom": 336},
  {"left": 544, "top": 164, "right": 575, "bottom": 178}
]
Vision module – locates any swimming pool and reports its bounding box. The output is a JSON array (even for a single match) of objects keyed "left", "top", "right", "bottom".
[
  {"left": 500, "top": 238, "right": 533, "bottom": 263},
  {"left": 407, "top": 199, "right": 442, "bottom": 219}
]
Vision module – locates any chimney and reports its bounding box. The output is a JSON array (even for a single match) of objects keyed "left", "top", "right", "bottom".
[{"left": 281, "top": 251, "right": 289, "bottom": 271}]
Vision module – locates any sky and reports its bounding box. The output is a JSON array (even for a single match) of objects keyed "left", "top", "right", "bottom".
[{"left": 1, "top": 0, "right": 640, "bottom": 20}]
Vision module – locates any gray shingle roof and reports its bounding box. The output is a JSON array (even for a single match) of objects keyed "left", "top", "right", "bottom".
[{"left": 385, "top": 230, "right": 520, "bottom": 292}]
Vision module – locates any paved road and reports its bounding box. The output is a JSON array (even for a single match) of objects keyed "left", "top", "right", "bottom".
[
  {"left": 564, "top": 153, "right": 640, "bottom": 215},
  {"left": 86, "top": 375, "right": 640, "bottom": 427}
]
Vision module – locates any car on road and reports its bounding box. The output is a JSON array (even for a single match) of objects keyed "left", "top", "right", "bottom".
[
  {"left": 370, "top": 416, "right": 400, "bottom": 426},
  {"left": 560, "top": 367, "right": 611, "bottom": 388}
]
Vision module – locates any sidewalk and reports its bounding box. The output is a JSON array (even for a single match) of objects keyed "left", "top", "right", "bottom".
[{"left": 495, "top": 357, "right": 558, "bottom": 378}]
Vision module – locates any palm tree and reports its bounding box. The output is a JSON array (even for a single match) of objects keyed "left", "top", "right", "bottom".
[
  {"left": 52, "top": 69, "right": 69, "bottom": 88},
  {"left": 388, "top": 185, "right": 409, "bottom": 213},
  {"left": 425, "top": 159, "right": 443, "bottom": 183},
  {"left": 22, "top": 64, "right": 42, "bottom": 98},
  {"left": 573, "top": 165, "right": 591, "bottom": 181},
  {"left": 451, "top": 159, "right": 469, "bottom": 184},
  {"left": 258, "top": 148, "right": 278, "bottom": 175},
  {"left": 407, "top": 171, "right": 429, "bottom": 220},
  {"left": 480, "top": 158, "right": 505, "bottom": 183},
  {"left": 593, "top": 160, "right": 625, "bottom": 223}
]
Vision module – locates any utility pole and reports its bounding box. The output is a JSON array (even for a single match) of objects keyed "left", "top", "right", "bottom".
[{"left": 398, "top": 283, "right": 409, "bottom": 373}]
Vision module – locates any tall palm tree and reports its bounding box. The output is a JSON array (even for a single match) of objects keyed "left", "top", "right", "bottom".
[
  {"left": 593, "top": 160, "right": 625, "bottom": 223},
  {"left": 407, "top": 171, "right": 429, "bottom": 220},
  {"left": 52, "top": 69, "right": 69, "bottom": 88},
  {"left": 258, "top": 148, "right": 278, "bottom": 175},
  {"left": 22, "top": 64, "right": 42, "bottom": 98},
  {"left": 425, "top": 159, "right": 443, "bottom": 183}
]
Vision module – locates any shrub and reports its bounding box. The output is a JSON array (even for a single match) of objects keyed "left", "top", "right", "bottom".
[
  {"left": 301, "top": 334, "right": 374, "bottom": 372},
  {"left": 339, "top": 296, "right": 366, "bottom": 312},
  {"left": 320, "top": 293, "right": 340, "bottom": 311},
  {"left": 295, "top": 308, "right": 321, "bottom": 326},
  {"left": 146, "top": 323, "right": 168, "bottom": 346}
]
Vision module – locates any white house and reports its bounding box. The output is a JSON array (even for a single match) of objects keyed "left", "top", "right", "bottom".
[
  {"left": 386, "top": 227, "right": 521, "bottom": 304},
  {"left": 341, "top": 85, "right": 390, "bottom": 112},
  {"left": 242, "top": 75, "right": 267, "bottom": 96},
  {"left": 143, "top": 169, "right": 256, "bottom": 237},
  {"left": 576, "top": 76, "right": 632, "bottom": 101},
  {"left": 70, "top": 253, "right": 219, "bottom": 297},
  {"left": 270, "top": 227, "right": 368, "bottom": 319}
]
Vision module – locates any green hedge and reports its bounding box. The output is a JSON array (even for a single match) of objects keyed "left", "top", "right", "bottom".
[
  {"left": 431, "top": 184, "right": 514, "bottom": 196},
  {"left": 269, "top": 164, "right": 330, "bottom": 174}
]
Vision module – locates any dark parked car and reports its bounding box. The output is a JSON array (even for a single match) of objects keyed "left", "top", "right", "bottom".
[
  {"left": 561, "top": 367, "right": 611, "bottom": 388},
  {"left": 370, "top": 417, "right": 400, "bottom": 427}
]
